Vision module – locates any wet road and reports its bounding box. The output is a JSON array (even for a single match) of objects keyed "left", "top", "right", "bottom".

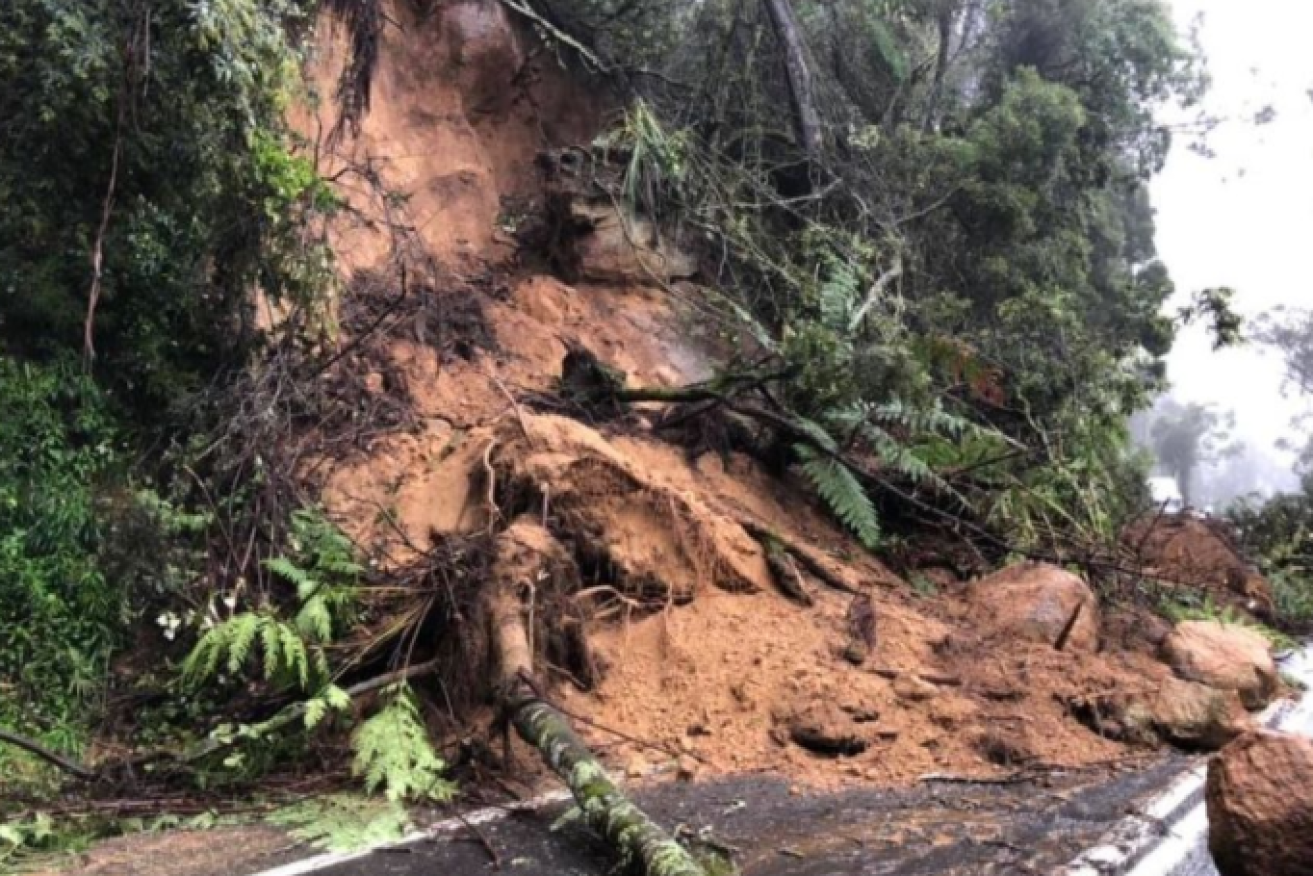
[{"left": 291, "top": 759, "right": 1191, "bottom": 876}]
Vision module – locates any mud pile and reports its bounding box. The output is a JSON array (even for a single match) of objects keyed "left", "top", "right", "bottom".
[
  {"left": 1126, "top": 513, "right": 1275, "bottom": 618},
  {"left": 302, "top": 0, "right": 1255, "bottom": 792}
]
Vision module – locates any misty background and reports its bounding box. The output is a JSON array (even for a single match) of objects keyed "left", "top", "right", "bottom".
[{"left": 1138, "top": 0, "right": 1313, "bottom": 509}]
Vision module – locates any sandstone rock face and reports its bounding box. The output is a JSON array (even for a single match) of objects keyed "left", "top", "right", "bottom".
[
  {"left": 1161, "top": 621, "right": 1278, "bottom": 709},
  {"left": 1207, "top": 730, "right": 1313, "bottom": 876},
  {"left": 967, "top": 563, "right": 1100, "bottom": 652}
]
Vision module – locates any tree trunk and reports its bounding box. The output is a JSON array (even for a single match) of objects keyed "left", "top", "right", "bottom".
[
  {"left": 489, "top": 528, "right": 710, "bottom": 876},
  {"left": 922, "top": 2, "right": 957, "bottom": 133},
  {"left": 761, "top": 0, "right": 823, "bottom": 160}
]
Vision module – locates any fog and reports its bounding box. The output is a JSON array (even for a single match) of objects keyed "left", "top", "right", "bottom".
[{"left": 1145, "top": 0, "right": 1313, "bottom": 506}]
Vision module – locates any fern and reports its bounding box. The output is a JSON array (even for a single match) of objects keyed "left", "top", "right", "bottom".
[
  {"left": 797, "top": 446, "right": 882, "bottom": 549},
  {"left": 351, "top": 684, "right": 453, "bottom": 803},
  {"left": 818, "top": 257, "right": 860, "bottom": 331},
  {"left": 183, "top": 612, "right": 322, "bottom": 692},
  {"left": 268, "top": 795, "right": 411, "bottom": 853}
]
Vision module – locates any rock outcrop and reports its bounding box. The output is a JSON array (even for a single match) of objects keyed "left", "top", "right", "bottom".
[
  {"left": 966, "top": 563, "right": 1100, "bottom": 652},
  {"left": 1161, "top": 621, "right": 1278, "bottom": 709},
  {"left": 1207, "top": 730, "right": 1313, "bottom": 876}
]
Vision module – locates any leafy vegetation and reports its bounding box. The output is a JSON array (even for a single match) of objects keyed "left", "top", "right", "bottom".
[{"left": 0, "top": 358, "right": 122, "bottom": 762}]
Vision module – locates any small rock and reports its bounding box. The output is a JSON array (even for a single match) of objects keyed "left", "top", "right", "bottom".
[
  {"left": 1161, "top": 621, "right": 1278, "bottom": 709},
  {"left": 842, "top": 642, "right": 869, "bottom": 666},
  {"left": 893, "top": 674, "right": 940, "bottom": 703},
  {"left": 676, "top": 755, "right": 700, "bottom": 782},
  {"left": 1207, "top": 730, "right": 1313, "bottom": 875},
  {"left": 625, "top": 757, "right": 647, "bottom": 779}
]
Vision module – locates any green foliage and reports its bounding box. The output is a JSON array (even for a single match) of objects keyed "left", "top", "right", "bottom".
[
  {"left": 184, "top": 508, "right": 359, "bottom": 692},
  {"left": 351, "top": 685, "right": 454, "bottom": 803},
  {"left": 0, "top": 357, "right": 123, "bottom": 756},
  {"left": 1230, "top": 486, "right": 1313, "bottom": 632},
  {"left": 1159, "top": 593, "right": 1298, "bottom": 652},
  {"left": 0, "top": 813, "right": 57, "bottom": 869},
  {"left": 268, "top": 795, "right": 412, "bottom": 853},
  {"left": 0, "top": 0, "right": 333, "bottom": 414},
  {"left": 269, "top": 508, "right": 364, "bottom": 644},
  {"left": 598, "top": 101, "right": 689, "bottom": 220},
  {"left": 184, "top": 611, "right": 327, "bottom": 692},
  {"left": 797, "top": 448, "right": 882, "bottom": 549}
]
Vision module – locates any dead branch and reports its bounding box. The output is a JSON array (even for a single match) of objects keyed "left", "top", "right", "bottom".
[{"left": 0, "top": 730, "right": 98, "bottom": 781}]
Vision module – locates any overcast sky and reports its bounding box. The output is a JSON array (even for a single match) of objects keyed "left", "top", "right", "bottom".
[{"left": 1153, "top": 0, "right": 1313, "bottom": 470}]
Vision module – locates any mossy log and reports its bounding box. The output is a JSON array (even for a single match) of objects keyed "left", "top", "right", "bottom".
[
  {"left": 505, "top": 686, "right": 709, "bottom": 876},
  {"left": 489, "top": 529, "right": 711, "bottom": 876}
]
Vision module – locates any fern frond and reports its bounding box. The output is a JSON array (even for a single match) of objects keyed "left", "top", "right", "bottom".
[
  {"left": 351, "top": 685, "right": 452, "bottom": 803},
  {"left": 797, "top": 446, "right": 881, "bottom": 549},
  {"left": 818, "top": 258, "right": 860, "bottom": 331},
  {"left": 259, "top": 617, "right": 283, "bottom": 680},
  {"left": 279, "top": 623, "right": 311, "bottom": 690},
  {"left": 268, "top": 796, "right": 411, "bottom": 853},
  {"left": 225, "top": 613, "right": 262, "bottom": 675},
  {"left": 264, "top": 556, "right": 315, "bottom": 590},
  {"left": 296, "top": 595, "right": 334, "bottom": 644}
]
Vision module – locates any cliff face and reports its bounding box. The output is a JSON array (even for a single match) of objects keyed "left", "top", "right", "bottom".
[{"left": 303, "top": 0, "right": 1190, "bottom": 790}]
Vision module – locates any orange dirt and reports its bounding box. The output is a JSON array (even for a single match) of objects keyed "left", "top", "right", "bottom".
[
  {"left": 1126, "top": 513, "right": 1275, "bottom": 618},
  {"left": 302, "top": 0, "right": 1196, "bottom": 793}
]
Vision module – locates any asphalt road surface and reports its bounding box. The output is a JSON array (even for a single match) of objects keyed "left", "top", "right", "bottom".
[{"left": 298, "top": 758, "right": 1191, "bottom": 876}]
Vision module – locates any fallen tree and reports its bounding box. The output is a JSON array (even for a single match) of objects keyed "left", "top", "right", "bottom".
[{"left": 488, "top": 520, "right": 713, "bottom": 876}]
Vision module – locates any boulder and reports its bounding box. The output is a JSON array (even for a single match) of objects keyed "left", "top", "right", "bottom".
[
  {"left": 966, "top": 562, "right": 1100, "bottom": 652},
  {"left": 774, "top": 700, "right": 871, "bottom": 757},
  {"left": 1207, "top": 730, "right": 1313, "bottom": 876},
  {"left": 1148, "top": 677, "right": 1252, "bottom": 750},
  {"left": 1068, "top": 677, "right": 1250, "bottom": 751},
  {"left": 1161, "top": 621, "right": 1278, "bottom": 709},
  {"left": 570, "top": 204, "right": 698, "bottom": 285}
]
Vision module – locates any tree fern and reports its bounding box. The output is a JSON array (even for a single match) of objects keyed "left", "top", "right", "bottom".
[
  {"left": 796, "top": 446, "right": 882, "bottom": 549},
  {"left": 351, "top": 684, "right": 453, "bottom": 803}
]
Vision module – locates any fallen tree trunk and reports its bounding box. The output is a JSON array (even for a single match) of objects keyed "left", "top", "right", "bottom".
[{"left": 489, "top": 524, "right": 711, "bottom": 876}]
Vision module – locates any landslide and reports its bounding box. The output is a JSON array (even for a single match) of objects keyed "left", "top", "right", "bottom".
[{"left": 297, "top": 0, "right": 1217, "bottom": 792}]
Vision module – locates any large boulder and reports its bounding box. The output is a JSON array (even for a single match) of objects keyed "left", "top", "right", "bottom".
[
  {"left": 1161, "top": 621, "right": 1278, "bottom": 709},
  {"left": 1148, "top": 677, "right": 1252, "bottom": 750},
  {"left": 570, "top": 204, "right": 698, "bottom": 285},
  {"left": 1069, "top": 676, "right": 1251, "bottom": 751},
  {"left": 966, "top": 562, "right": 1100, "bottom": 652},
  {"left": 1207, "top": 730, "right": 1313, "bottom": 876}
]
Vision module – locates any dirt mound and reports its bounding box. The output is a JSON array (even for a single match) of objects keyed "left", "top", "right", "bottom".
[{"left": 1126, "top": 513, "right": 1274, "bottom": 617}]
